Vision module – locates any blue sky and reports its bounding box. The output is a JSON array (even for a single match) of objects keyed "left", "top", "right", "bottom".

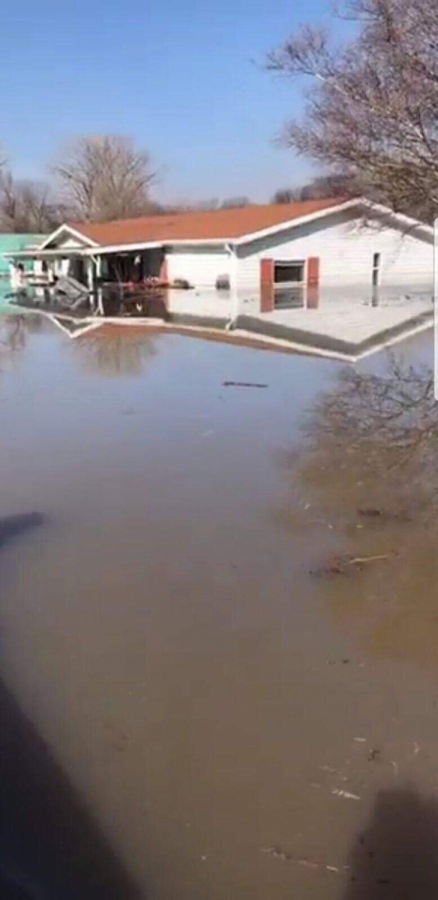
[{"left": 0, "top": 0, "right": 341, "bottom": 204}]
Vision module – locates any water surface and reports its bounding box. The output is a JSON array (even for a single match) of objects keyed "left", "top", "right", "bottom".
[{"left": 0, "top": 313, "right": 436, "bottom": 898}]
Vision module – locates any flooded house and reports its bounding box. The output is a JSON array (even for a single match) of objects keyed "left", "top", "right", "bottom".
[
  {"left": 5, "top": 197, "right": 433, "bottom": 303},
  {"left": 3, "top": 198, "right": 433, "bottom": 358}
]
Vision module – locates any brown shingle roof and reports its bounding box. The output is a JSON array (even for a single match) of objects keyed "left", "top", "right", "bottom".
[{"left": 70, "top": 198, "right": 347, "bottom": 247}]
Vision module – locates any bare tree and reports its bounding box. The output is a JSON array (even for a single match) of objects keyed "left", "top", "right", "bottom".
[
  {"left": 268, "top": 0, "right": 438, "bottom": 221},
  {"left": 0, "top": 172, "right": 19, "bottom": 229},
  {"left": 185, "top": 198, "right": 221, "bottom": 212},
  {"left": 272, "top": 175, "right": 355, "bottom": 205},
  {"left": 299, "top": 174, "right": 353, "bottom": 200},
  {"left": 54, "top": 135, "right": 156, "bottom": 222},
  {"left": 0, "top": 172, "right": 61, "bottom": 233},
  {"left": 18, "top": 182, "right": 57, "bottom": 233},
  {"left": 220, "top": 196, "right": 251, "bottom": 209},
  {"left": 271, "top": 188, "right": 299, "bottom": 204}
]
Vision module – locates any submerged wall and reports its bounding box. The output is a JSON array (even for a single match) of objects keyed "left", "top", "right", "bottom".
[
  {"left": 235, "top": 210, "right": 434, "bottom": 293},
  {"left": 166, "top": 245, "right": 230, "bottom": 288}
]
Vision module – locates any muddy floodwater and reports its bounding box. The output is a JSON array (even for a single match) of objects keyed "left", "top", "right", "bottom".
[{"left": 0, "top": 311, "right": 436, "bottom": 898}]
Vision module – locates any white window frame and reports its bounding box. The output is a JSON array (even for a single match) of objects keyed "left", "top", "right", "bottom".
[{"left": 274, "top": 259, "right": 306, "bottom": 289}]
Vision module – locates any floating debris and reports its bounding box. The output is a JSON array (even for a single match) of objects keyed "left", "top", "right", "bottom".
[
  {"left": 313, "top": 552, "right": 396, "bottom": 577},
  {"left": 262, "top": 848, "right": 318, "bottom": 869},
  {"left": 350, "top": 554, "right": 394, "bottom": 565},
  {"left": 262, "top": 846, "right": 292, "bottom": 862},
  {"left": 332, "top": 789, "right": 361, "bottom": 801},
  {"left": 223, "top": 381, "right": 269, "bottom": 389},
  {"left": 262, "top": 848, "right": 344, "bottom": 874},
  {"left": 368, "top": 748, "right": 381, "bottom": 762}
]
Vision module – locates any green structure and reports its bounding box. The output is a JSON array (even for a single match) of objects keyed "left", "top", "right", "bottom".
[{"left": 0, "top": 234, "right": 46, "bottom": 276}]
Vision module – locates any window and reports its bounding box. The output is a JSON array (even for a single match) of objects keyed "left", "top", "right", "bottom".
[
  {"left": 216, "top": 274, "right": 230, "bottom": 291},
  {"left": 274, "top": 261, "right": 305, "bottom": 309},
  {"left": 274, "top": 261, "right": 305, "bottom": 285}
]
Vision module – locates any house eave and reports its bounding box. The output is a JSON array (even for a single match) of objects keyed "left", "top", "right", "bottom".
[
  {"left": 39, "top": 224, "right": 99, "bottom": 250},
  {"left": 80, "top": 239, "right": 230, "bottom": 255},
  {"left": 4, "top": 248, "right": 92, "bottom": 260},
  {"left": 232, "top": 198, "right": 434, "bottom": 246}
]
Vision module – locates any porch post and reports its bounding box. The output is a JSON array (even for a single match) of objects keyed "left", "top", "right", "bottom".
[
  {"left": 87, "top": 258, "right": 97, "bottom": 291},
  {"left": 159, "top": 254, "right": 168, "bottom": 282},
  {"left": 228, "top": 244, "right": 239, "bottom": 326}
]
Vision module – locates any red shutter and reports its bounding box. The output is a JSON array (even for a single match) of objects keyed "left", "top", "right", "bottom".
[
  {"left": 260, "top": 258, "right": 274, "bottom": 312},
  {"left": 307, "top": 257, "right": 320, "bottom": 309},
  {"left": 307, "top": 257, "right": 320, "bottom": 287}
]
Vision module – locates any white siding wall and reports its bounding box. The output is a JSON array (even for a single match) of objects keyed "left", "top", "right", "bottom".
[
  {"left": 236, "top": 211, "right": 433, "bottom": 294},
  {"left": 166, "top": 246, "right": 230, "bottom": 288}
]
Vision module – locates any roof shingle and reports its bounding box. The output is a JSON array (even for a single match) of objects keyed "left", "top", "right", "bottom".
[{"left": 70, "top": 198, "right": 347, "bottom": 247}]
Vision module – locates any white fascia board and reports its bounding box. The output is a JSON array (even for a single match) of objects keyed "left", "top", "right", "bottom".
[
  {"left": 233, "top": 199, "right": 359, "bottom": 246},
  {"left": 81, "top": 239, "right": 228, "bottom": 255},
  {"left": 82, "top": 241, "right": 164, "bottom": 255},
  {"left": 4, "top": 248, "right": 91, "bottom": 259},
  {"left": 232, "top": 198, "right": 433, "bottom": 247},
  {"left": 3, "top": 250, "right": 36, "bottom": 260},
  {"left": 7, "top": 239, "right": 230, "bottom": 260},
  {"left": 358, "top": 200, "right": 434, "bottom": 241}
]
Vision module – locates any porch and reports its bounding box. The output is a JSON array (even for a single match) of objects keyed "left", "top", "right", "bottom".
[{"left": 5, "top": 244, "right": 168, "bottom": 290}]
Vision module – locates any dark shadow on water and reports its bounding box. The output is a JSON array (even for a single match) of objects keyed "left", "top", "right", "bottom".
[
  {"left": 0, "top": 677, "right": 144, "bottom": 897},
  {"left": 344, "top": 787, "right": 438, "bottom": 899}
]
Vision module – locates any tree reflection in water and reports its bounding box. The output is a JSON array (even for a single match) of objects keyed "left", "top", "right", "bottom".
[
  {"left": 72, "top": 326, "right": 158, "bottom": 377},
  {"left": 279, "top": 357, "right": 438, "bottom": 667},
  {"left": 297, "top": 358, "right": 437, "bottom": 516},
  {"left": 0, "top": 315, "right": 42, "bottom": 367}
]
